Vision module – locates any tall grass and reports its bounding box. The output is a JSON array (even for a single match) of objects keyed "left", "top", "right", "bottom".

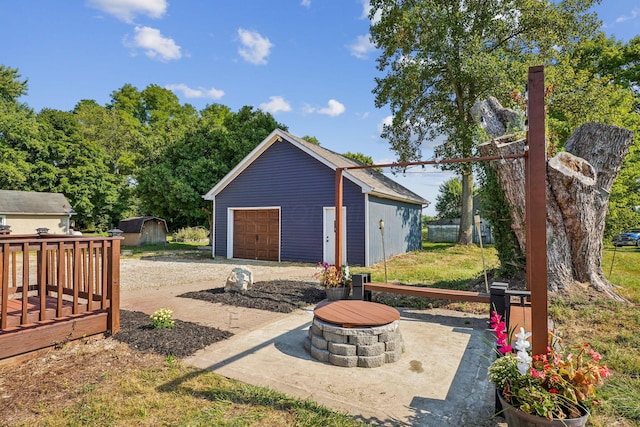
[{"left": 549, "top": 245, "right": 640, "bottom": 427}]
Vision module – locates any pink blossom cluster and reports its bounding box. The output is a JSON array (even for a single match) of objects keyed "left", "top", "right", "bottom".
[{"left": 490, "top": 311, "right": 512, "bottom": 354}]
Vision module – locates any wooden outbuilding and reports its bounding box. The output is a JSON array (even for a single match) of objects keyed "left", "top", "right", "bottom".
[
  {"left": 203, "top": 129, "right": 428, "bottom": 266},
  {"left": 117, "top": 216, "right": 168, "bottom": 246}
]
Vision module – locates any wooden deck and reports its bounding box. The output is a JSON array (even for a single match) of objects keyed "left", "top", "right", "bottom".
[
  {"left": 313, "top": 300, "right": 400, "bottom": 327},
  {"left": 0, "top": 234, "right": 121, "bottom": 360},
  {"left": 364, "top": 282, "right": 491, "bottom": 303}
]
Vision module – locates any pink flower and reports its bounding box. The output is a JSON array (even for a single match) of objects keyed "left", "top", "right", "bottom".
[{"left": 498, "top": 344, "right": 513, "bottom": 354}]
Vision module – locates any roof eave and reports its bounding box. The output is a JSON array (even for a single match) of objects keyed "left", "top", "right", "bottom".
[{"left": 367, "top": 190, "right": 428, "bottom": 206}]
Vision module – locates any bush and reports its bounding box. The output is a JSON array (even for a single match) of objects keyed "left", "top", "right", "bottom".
[
  {"left": 172, "top": 226, "right": 209, "bottom": 243},
  {"left": 150, "top": 308, "right": 175, "bottom": 329}
]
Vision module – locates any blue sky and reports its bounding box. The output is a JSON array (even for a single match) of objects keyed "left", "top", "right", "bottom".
[{"left": 1, "top": 1, "right": 638, "bottom": 215}]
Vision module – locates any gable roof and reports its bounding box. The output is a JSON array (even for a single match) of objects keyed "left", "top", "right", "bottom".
[
  {"left": 203, "top": 129, "right": 428, "bottom": 205},
  {"left": 0, "top": 190, "right": 75, "bottom": 215},
  {"left": 117, "top": 216, "right": 168, "bottom": 233}
]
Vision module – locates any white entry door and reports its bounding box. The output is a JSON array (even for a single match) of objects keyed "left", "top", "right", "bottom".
[{"left": 323, "top": 207, "right": 347, "bottom": 265}]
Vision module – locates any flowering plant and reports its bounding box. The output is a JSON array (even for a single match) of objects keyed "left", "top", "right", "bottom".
[
  {"left": 488, "top": 311, "right": 611, "bottom": 421},
  {"left": 315, "top": 262, "right": 352, "bottom": 288},
  {"left": 150, "top": 308, "right": 175, "bottom": 329}
]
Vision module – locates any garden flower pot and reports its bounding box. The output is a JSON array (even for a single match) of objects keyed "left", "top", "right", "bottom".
[
  {"left": 498, "top": 392, "right": 589, "bottom": 427},
  {"left": 325, "top": 287, "right": 346, "bottom": 301}
]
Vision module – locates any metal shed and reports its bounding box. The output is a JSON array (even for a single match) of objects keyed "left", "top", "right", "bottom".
[{"left": 117, "top": 216, "right": 168, "bottom": 246}]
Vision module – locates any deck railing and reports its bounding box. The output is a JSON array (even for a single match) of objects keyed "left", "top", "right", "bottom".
[{"left": 0, "top": 234, "right": 121, "bottom": 335}]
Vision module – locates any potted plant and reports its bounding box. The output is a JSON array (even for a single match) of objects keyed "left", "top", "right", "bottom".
[
  {"left": 488, "top": 311, "right": 611, "bottom": 426},
  {"left": 316, "top": 262, "right": 352, "bottom": 301}
]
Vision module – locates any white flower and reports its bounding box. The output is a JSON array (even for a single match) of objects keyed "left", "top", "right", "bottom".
[
  {"left": 516, "top": 349, "right": 532, "bottom": 375},
  {"left": 514, "top": 327, "right": 532, "bottom": 351}
]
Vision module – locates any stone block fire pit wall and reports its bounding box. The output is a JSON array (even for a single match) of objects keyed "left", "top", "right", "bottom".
[{"left": 304, "top": 317, "right": 404, "bottom": 368}]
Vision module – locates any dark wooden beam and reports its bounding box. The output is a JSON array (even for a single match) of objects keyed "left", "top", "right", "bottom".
[
  {"left": 526, "top": 65, "right": 548, "bottom": 356},
  {"left": 335, "top": 168, "right": 344, "bottom": 267}
]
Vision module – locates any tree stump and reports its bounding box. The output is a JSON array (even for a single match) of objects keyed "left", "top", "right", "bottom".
[{"left": 476, "top": 99, "right": 633, "bottom": 297}]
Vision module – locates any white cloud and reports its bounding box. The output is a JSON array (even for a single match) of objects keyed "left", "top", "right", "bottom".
[
  {"left": 87, "top": 0, "right": 167, "bottom": 23},
  {"left": 165, "top": 84, "right": 224, "bottom": 99},
  {"left": 300, "top": 0, "right": 311, "bottom": 8},
  {"left": 347, "top": 34, "right": 376, "bottom": 59},
  {"left": 237, "top": 29, "right": 273, "bottom": 65},
  {"left": 318, "top": 99, "right": 346, "bottom": 117},
  {"left": 362, "top": 0, "right": 381, "bottom": 24},
  {"left": 302, "top": 99, "right": 346, "bottom": 116},
  {"left": 615, "top": 8, "right": 639, "bottom": 23},
  {"left": 259, "top": 96, "right": 291, "bottom": 114},
  {"left": 126, "top": 26, "right": 181, "bottom": 61},
  {"left": 378, "top": 115, "right": 393, "bottom": 134}
]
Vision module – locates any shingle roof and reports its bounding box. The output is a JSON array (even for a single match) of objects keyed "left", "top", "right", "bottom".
[
  {"left": 204, "top": 129, "right": 428, "bottom": 205},
  {"left": 280, "top": 130, "right": 428, "bottom": 205},
  {"left": 117, "top": 216, "right": 168, "bottom": 233},
  {"left": 0, "top": 190, "right": 74, "bottom": 215}
]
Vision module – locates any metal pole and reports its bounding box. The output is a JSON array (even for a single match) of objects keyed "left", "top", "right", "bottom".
[
  {"left": 474, "top": 212, "right": 489, "bottom": 293},
  {"left": 609, "top": 244, "right": 618, "bottom": 278},
  {"left": 379, "top": 219, "right": 387, "bottom": 283},
  {"left": 335, "top": 168, "right": 343, "bottom": 267}
]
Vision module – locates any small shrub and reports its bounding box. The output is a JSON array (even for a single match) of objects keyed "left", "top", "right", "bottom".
[
  {"left": 172, "top": 226, "right": 209, "bottom": 243},
  {"left": 150, "top": 308, "right": 175, "bottom": 329}
]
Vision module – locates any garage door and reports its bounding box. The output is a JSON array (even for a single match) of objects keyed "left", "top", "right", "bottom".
[{"left": 233, "top": 209, "right": 279, "bottom": 261}]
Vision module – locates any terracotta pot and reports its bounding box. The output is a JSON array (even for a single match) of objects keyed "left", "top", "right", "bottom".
[{"left": 498, "top": 392, "right": 589, "bottom": 427}]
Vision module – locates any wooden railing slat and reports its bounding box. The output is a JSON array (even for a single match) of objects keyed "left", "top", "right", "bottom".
[
  {"left": 21, "top": 243, "right": 29, "bottom": 323},
  {"left": 73, "top": 241, "right": 80, "bottom": 314},
  {"left": 87, "top": 241, "right": 94, "bottom": 311},
  {"left": 57, "top": 241, "right": 65, "bottom": 317},
  {"left": 1, "top": 244, "right": 8, "bottom": 329},
  {"left": 39, "top": 242, "right": 47, "bottom": 321}
]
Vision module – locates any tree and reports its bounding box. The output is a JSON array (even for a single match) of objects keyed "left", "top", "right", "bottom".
[
  {"left": 0, "top": 65, "right": 28, "bottom": 102},
  {"left": 342, "top": 151, "right": 383, "bottom": 172},
  {"left": 34, "top": 109, "right": 123, "bottom": 230},
  {"left": 301, "top": 135, "right": 320, "bottom": 145},
  {"left": 136, "top": 106, "right": 286, "bottom": 229},
  {"left": 435, "top": 177, "right": 464, "bottom": 219},
  {"left": 369, "top": 0, "right": 599, "bottom": 245}
]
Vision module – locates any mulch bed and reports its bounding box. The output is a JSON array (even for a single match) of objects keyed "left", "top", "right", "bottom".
[
  {"left": 178, "top": 280, "right": 326, "bottom": 313},
  {"left": 112, "top": 310, "right": 233, "bottom": 358},
  {"left": 112, "top": 281, "right": 326, "bottom": 358}
]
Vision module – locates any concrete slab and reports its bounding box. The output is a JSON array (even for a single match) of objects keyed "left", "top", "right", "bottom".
[{"left": 184, "top": 306, "right": 499, "bottom": 427}]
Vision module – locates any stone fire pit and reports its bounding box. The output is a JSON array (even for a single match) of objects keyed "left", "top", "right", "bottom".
[{"left": 304, "top": 300, "right": 404, "bottom": 368}]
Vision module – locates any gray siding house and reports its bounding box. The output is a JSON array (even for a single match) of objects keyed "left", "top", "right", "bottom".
[{"left": 203, "top": 129, "right": 427, "bottom": 266}]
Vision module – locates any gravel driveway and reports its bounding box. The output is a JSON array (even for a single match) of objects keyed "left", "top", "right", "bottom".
[{"left": 120, "top": 254, "right": 318, "bottom": 291}]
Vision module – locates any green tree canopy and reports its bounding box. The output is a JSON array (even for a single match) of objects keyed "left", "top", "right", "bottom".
[
  {"left": 0, "top": 65, "right": 28, "bottom": 102},
  {"left": 136, "top": 106, "right": 287, "bottom": 229},
  {"left": 435, "top": 177, "right": 464, "bottom": 219},
  {"left": 369, "top": 0, "right": 600, "bottom": 244}
]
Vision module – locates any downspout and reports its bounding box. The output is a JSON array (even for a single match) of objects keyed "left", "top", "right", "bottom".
[{"left": 210, "top": 198, "right": 216, "bottom": 259}]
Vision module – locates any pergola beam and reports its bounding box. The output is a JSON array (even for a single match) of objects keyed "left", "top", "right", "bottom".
[
  {"left": 334, "top": 66, "right": 548, "bottom": 356},
  {"left": 526, "top": 65, "right": 548, "bottom": 355}
]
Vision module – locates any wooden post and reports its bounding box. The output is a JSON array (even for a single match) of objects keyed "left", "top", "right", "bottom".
[
  {"left": 335, "top": 168, "right": 344, "bottom": 267},
  {"left": 526, "top": 65, "right": 548, "bottom": 356},
  {"left": 108, "top": 237, "right": 121, "bottom": 334}
]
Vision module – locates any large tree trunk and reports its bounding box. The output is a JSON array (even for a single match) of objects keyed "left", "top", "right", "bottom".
[
  {"left": 457, "top": 171, "right": 474, "bottom": 245},
  {"left": 475, "top": 100, "right": 633, "bottom": 297}
]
